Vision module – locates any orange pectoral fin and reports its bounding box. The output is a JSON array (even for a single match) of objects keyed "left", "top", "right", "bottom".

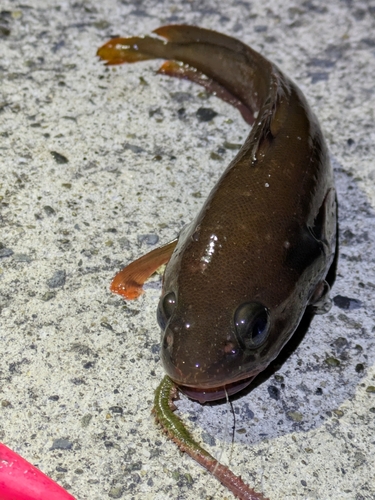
[{"left": 110, "top": 239, "right": 178, "bottom": 300}]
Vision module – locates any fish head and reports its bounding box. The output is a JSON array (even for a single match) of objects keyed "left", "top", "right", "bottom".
[{"left": 157, "top": 224, "right": 326, "bottom": 403}]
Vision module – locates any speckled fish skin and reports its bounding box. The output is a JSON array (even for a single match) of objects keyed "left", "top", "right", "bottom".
[
  {"left": 103, "top": 25, "right": 337, "bottom": 403},
  {"left": 151, "top": 26, "right": 337, "bottom": 402}
]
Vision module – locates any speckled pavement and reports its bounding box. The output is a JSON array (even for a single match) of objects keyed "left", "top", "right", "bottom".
[{"left": 1, "top": 1, "right": 375, "bottom": 499}]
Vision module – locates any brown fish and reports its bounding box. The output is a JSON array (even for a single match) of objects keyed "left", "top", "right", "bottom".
[{"left": 98, "top": 25, "right": 337, "bottom": 404}]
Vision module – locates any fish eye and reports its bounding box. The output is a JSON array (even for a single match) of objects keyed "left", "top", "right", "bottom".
[
  {"left": 157, "top": 291, "right": 176, "bottom": 329},
  {"left": 234, "top": 302, "right": 270, "bottom": 350}
]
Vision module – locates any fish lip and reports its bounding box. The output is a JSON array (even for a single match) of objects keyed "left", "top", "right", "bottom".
[{"left": 173, "top": 375, "right": 256, "bottom": 403}]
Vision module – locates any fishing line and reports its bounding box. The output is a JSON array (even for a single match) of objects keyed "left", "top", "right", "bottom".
[{"left": 211, "top": 387, "right": 236, "bottom": 498}]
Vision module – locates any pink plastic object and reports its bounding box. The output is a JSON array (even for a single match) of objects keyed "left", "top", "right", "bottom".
[{"left": 0, "top": 443, "right": 76, "bottom": 500}]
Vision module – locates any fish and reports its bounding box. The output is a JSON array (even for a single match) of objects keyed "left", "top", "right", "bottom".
[{"left": 98, "top": 24, "right": 337, "bottom": 404}]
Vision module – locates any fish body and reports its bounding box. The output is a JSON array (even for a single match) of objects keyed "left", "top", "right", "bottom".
[{"left": 99, "top": 26, "right": 337, "bottom": 403}]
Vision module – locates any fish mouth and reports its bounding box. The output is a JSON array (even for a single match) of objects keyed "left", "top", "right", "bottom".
[{"left": 174, "top": 376, "right": 255, "bottom": 403}]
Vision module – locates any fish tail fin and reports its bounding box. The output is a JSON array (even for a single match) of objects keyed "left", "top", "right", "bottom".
[
  {"left": 97, "top": 36, "right": 166, "bottom": 65},
  {"left": 97, "top": 25, "right": 274, "bottom": 117}
]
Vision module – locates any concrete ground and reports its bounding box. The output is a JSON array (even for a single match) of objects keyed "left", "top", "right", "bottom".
[{"left": 1, "top": 1, "right": 375, "bottom": 499}]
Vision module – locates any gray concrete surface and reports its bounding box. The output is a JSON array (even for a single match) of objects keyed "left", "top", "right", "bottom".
[{"left": 1, "top": 1, "right": 375, "bottom": 499}]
